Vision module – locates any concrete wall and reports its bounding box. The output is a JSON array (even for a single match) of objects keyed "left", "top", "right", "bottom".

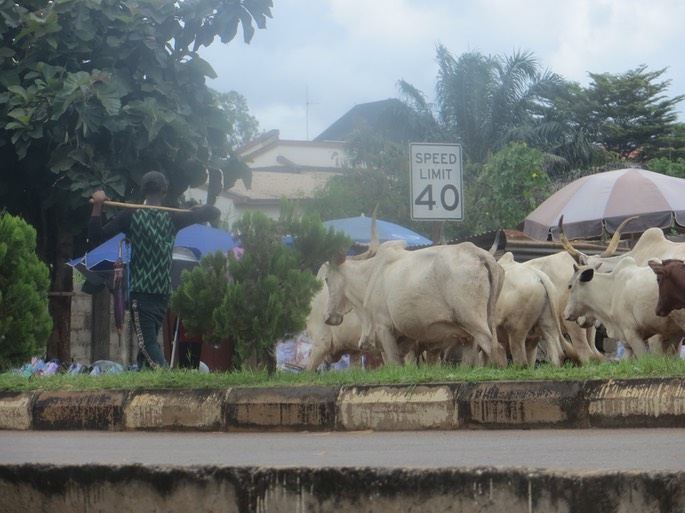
[
  {"left": 70, "top": 287, "right": 137, "bottom": 367},
  {"left": 2, "top": 463, "right": 683, "bottom": 513}
]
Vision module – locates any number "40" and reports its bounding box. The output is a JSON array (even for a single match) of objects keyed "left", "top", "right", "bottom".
[{"left": 414, "top": 184, "right": 460, "bottom": 211}]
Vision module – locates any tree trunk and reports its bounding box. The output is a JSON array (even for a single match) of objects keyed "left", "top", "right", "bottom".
[{"left": 46, "top": 220, "right": 74, "bottom": 363}]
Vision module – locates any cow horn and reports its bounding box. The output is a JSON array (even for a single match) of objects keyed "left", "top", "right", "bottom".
[
  {"left": 488, "top": 230, "right": 503, "bottom": 255},
  {"left": 369, "top": 204, "right": 380, "bottom": 253},
  {"left": 558, "top": 215, "right": 586, "bottom": 264},
  {"left": 599, "top": 216, "right": 639, "bottom": 257},
  {"left": 348, "top": 247, "right": 376, "bottom": 260},
  {"left": 346, "top": 206, "right": 381, "bottom": 261}
]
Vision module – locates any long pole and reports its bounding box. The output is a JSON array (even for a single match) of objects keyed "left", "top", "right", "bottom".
[{"left": 89, "top": 199, "right": 190, "bottom": 213}]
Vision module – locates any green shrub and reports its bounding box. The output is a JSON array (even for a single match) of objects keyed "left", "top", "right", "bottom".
[
  {"left": 170, "top": 207, "right": 350, "bottom": 373},
  {"left": 0, "top": 213, "right": 52, "bottom": 369},
  {"left": 169, "top": 250, "right": 230, "bottom": 345}
]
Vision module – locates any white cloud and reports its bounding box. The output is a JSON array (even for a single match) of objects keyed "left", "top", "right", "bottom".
[{"left": 200, "top": 0, "right": 685, "bottom": 140}]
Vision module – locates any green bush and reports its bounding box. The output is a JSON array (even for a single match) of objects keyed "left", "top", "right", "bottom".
[
  {"left": 170, "top": 206, "right": 351, "bottom": 373},
  {"left": 212, "top": 211, "right": 323, "bottom": 372},
  {"left": 0, "top": 213, "right": 52, "bottom": 369},
  {"left": 169, "top": 250, "right": 229, "bottom": 345}
]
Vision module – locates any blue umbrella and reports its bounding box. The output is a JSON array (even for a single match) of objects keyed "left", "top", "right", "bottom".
[
  {"left": 323, "top": 215, "right": 432, "bottom": 247},
  {"left": 69, "top": 224, "right": 237, "bottom": 286},
  {"left": 174, "top": 224, "right": 237, "bottom": 259}
]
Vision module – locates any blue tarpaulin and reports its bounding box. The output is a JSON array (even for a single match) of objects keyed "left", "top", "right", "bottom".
[
  {"left": 69, "top": 224, "right": 237, "bottom": 286},
  {"left": 323, "top": 215, "right": 432, "bottom": 247}
]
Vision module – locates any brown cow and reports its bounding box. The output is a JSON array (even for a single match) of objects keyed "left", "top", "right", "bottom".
[{"left": 648, "top": 259, "right": 685, "bottom": 317}]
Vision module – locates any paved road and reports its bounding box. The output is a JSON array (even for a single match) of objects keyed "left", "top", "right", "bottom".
[{"left": 2, "top": 429, "right": 684, "bottom": 471}]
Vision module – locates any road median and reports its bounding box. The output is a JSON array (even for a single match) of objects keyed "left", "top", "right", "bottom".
[{"left": 1, "top": 378, "right": 684, "bottom": 432}]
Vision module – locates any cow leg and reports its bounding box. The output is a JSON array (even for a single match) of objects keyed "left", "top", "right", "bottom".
[
  {"left": 585, "top": 326, "right": 605, "bottom": 360},
  {"left": 666, "top": 335, "right": 684, "bottom": 357},
  {"left": 305, "top": 344, "right": 328, "bottom": 371},
  {"left": 647, "top": 334, "right": 682, "bottom": 356},
  {"left": 375, "top": 325, "right": 401, "bottom": 365},
  {"left": 459, "top": 340, "right": 481, "bottom": 367},
  {"left": 622, "top": 331, "right": 649, "bottom": 358},
  {"left": 357, "top": 321, "right": 376, "bottom": 351},
  {"left": 536, "top": 321, "right": 564, "bottom": 368},
  {"left": 525, "top": 337, "right": 540, "bottom": 366},
  {"left": 507, "top": 330, "right": 529, "bottom": 367},
  {"left": 563, "top": 321, "right": 603, "bottom": 364},
  {"left": 469, "top": 329, "right": 506, "bottom": 368}
]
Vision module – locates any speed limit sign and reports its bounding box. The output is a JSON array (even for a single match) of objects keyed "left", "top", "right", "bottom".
[{"left": 410, "top": 143, "right": 463, "bottom": 220}]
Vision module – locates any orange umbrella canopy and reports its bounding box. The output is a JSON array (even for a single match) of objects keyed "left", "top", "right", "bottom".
[{"left": 523, "top": 168, "right": 685, "bottom": 241}]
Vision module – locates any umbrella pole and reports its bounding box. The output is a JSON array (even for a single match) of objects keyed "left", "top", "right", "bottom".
[{"left": 170, "top": 316, "right": 181, "bottom": 369}]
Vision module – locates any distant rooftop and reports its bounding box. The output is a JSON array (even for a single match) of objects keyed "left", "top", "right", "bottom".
[{"left": 314, "top": 98, "right": 426, "bottom": 144}]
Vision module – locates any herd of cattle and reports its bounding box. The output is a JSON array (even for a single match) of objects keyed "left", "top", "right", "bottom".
[{"left": 304, "top": 216, "right": 685, "bottom": 370}]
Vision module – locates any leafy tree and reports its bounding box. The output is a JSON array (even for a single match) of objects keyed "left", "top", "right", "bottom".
[
  {"left": 210, "top": 89, "right": 260, "bottom": 148},
  {"left": 515, "top": 79, "right": 611, "bottom": 179},
  {"left": 581, "top": 65, "right": 685, "bottom": 162},
  {"left": 652, "top": 122, "right": 685, "bottom": 162},
  {"left": 0, "top": 0, "right": 272, "bottom": 361},
  {"left": 647, "top": 156, "right": 685, "bottom": 179},
  {"left": 434, "top": 46, "right": 564, "bottom": 168},
  {"left": 277, "top": 201, "right": 352, "bottom": 273},
  {"left": 0, "top": 213, "right": 52, "bottom": 369},
  {"left": 466, "top": 142, "right": 549, "bottom": 233}
]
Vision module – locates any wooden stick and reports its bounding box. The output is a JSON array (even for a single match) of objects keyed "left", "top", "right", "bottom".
[{"left": 90, "top": 199, "right": 190, "bottom": 213}]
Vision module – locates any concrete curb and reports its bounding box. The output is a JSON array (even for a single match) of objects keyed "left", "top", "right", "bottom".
[
  {"left": 125, "top": 388, "right": 225, "bottom": 431},
  {"left": 1, "top": 378, "right": 684, "bottom": 432},
  {"left": 1, "top": 463, "right": 684, "bottom": 513},
  {"left": 226, "top": 385, "right": 339, "bottom": 431}
]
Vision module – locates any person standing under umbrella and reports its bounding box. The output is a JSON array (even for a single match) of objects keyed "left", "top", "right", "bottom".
[{"left": 89, "top": 171, "right": 221, "bottom": 369}]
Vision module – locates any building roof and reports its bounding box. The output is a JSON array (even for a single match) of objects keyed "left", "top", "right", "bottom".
[{"left": 314, "top": 98, "right": 424, "bottom": 144}]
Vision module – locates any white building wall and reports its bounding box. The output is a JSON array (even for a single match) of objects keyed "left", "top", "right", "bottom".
[{"left": 246, "top": 142, "right": 345, "bottom": 169}]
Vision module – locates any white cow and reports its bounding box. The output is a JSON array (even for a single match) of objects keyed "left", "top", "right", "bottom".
[
  {"left": 496, "top": 253, "right": 579, "bottom": 367},
  {"left": 521, "top": 251, "right": 604, "bottom": 364},
  {"left": 306, "top": 268, "right": 420, "bottom": 370},
  {"left": 306, "top": 268, "right": 367, "bottom": 371},
  {"left": 564, "top": 257, "right": 684, "bottom": 358},
  {"left": 323, "top": 240, "right": 507, "bottom": 367},
  {"left": 560, "top": 216, "right": 685, "bottom": 358}
]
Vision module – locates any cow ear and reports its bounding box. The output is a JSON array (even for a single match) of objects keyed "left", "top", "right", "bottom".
[
  {"left": 648, "top": 259, "right": 663, "bottom": 274},
  {"left": 579, "top": 268, "right": 594, "bottom": 283},
  {"left": 332, "top": 251, "right": 346, "bottom": 266}
]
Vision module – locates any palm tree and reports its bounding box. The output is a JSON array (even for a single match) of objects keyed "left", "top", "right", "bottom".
[{"left": 432, "top": 45, "right": 610, "bottom": 177}]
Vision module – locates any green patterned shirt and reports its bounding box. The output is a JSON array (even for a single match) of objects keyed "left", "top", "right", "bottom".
[
  {"left": 88, "top": 201, "right": 221, "bottom": 296},
  {"left": 128, "top": 210, "right": 175, "bottom": 294}
]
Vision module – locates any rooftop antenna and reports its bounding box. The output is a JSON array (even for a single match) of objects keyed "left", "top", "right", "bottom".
[{"left": 305, "top": 86, "right": 318, "bottom": 141}]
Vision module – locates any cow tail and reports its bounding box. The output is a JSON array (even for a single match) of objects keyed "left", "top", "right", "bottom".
[
  {"left": 540, "top": 274, "right": 581, "bottom": 364},
  {"left": 485, "top": 256, "right": 504, "bottom": 349}
]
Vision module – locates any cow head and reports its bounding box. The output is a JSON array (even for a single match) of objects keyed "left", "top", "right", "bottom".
[
  {"left": 648, "top": 258, "right": 685, "bottom": 317},
  {"left": 322, "top": 260, "right": 353, "bottom": 326},
  {"left": 323, "top": 244, "right": 377, "bottom": 327},
  {"left": 563, "top": 263, "right": 600, "bottom": 325}
]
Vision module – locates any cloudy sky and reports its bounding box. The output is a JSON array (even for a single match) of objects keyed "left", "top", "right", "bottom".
[{"left": 200, "top": 0, "right": 685, "bottom": 141}]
